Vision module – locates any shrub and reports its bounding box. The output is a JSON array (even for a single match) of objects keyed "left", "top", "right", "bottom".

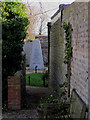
[
  {"left": 2, "top": 1, "right": 29, "bottom": 105},
  {"left": 38, "top": 81, "right": 70, "bottom": 118}
]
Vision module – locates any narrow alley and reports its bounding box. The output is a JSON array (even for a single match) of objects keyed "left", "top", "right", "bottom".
[{"left": 3, "top": 86, "right": 50, "bottom": 120}]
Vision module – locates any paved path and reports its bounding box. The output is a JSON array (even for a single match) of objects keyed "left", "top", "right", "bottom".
[
  {"left": 26, "top": 67, "right": 48, "bottom": 74},
  {"left": 2, "top": 86, "right": 50, "bottom": 120}
]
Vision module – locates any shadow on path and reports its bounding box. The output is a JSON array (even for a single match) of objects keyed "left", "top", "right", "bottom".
[
  {"left": 26, "top": 86, "right": 50, "bottom": 109},
  {"left": 2, "top": 86, "right": 50, "bottom": 120}
]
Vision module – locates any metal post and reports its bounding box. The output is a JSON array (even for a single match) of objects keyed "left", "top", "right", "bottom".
[{"left": 35, "top": 66, "right": 38, "bottom": 73}]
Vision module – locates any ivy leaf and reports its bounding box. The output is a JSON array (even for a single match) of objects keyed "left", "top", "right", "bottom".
[{"left": 64, "top": 60, "right": 67, "bottom": 64}]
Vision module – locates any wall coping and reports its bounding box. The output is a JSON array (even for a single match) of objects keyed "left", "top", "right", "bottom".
[{"left": 51, "top": 4, "right": 70, "bottom": 25}]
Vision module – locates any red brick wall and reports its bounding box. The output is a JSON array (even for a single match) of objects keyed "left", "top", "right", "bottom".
[{"left": 8, "top": 76, "right": 21, "bottom": 109}]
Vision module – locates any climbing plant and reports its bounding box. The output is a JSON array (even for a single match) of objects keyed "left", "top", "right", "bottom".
[{"left": 63, "top": 22, "right": 73, "bottom": 97}]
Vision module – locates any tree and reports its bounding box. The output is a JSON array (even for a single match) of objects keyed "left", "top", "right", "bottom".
[
  {"left": 38, "top": 2, "right": 48, "bottom": 35},
  {"left": 2, "top": 1, "right": 29, "bottom": 104},
  {"left": 38, "top": 12, "right": 48, "bottom": 35},
  {"left": 25, "top": 5, "right": 38, "bottom": 41},
  {"left": 25, "top": 1, "right": 49, "bottom": 40}
]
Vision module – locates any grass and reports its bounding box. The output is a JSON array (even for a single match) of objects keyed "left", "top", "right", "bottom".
[
  {"left": 26, "top": 73, "right": 48, "bottom": 87},
  {"left": 44, "top": 64, "right": 48, "bottom": 67}
]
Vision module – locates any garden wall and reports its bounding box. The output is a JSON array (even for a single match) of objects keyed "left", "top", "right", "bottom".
[
  {"left": 8, "top": 53, "right": 26, "bottom": 109},
  {"left": 49, "top": 2, "right": 89, "bottom": 104},
  {"left": 8, "top": 76, "right": 21, "bottom": 109},
  {"left": 49, "top": 19, "right": 66, "bottom": 92}
]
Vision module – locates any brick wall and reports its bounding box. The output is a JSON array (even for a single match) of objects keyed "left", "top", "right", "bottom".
[
  {"left": 50, "top": 2, "right": 88, "bottom": 104},
  {"left": 63, "top": 2, "right": 88, "bottom": 104},
  {"left": 49, "top": 19, "right": 66, "bottom": 92},
  {"left": 8, "top": 76, "right": 21, "bottom": 109}
]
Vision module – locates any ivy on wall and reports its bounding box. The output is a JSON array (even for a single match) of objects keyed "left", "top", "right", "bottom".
[{"left": 63, "top": 22, "right": 73, "bottom": 97}]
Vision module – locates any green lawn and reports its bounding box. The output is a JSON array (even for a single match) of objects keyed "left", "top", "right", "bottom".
[
  {"left": 44, "top": 65, "right": 48, "bottom": 67},
  {"left": 26, "top": 73, "right": 48, "bottom": 87}
]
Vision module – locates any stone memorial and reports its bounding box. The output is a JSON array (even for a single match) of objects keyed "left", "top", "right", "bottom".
[
  {"left": 23, "top": 41, "right": 33, "bottom": 65},
  {"left": 30, "top": 39, "right": 44, "bottom": 70}
]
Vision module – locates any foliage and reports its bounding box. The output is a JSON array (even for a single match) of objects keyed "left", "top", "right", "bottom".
[
  {"left": 26, "top": 73, "right": 48, "bottom": 87},
  {"left": 42, "top": 71, "right": 48, "bottom": 81},
  {"left": 63, "top": 22, "right": 73, "bottom": 97},
  {"left": 38, "top": 81, "right": 70, "bottom": 117},
  {"left": 63, "top": 22, "right": 73, "bottom": 65},
  {"left": 2, "top": 1, "right": 29, "bottom": 104},
  {"left": 2, "top": 2, "right": 29, "bottom": 77},
  {"left": 42, "top": 71, "right": 48, "bottom": 87},
  {"left": 44, "top": 64, "right": 48, "bottom": 67}
]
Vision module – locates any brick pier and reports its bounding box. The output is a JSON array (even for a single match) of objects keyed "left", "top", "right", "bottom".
[{"left": 8, "top": 76, "right": 21, "bottom": 110}]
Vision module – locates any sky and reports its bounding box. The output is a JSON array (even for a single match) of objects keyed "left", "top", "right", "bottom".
[
  {"left": 22, "top": 0, "right": 75, "bottom": 35},
  {"left": 23, "top": 0, "right": 75, "bottom": 18}
]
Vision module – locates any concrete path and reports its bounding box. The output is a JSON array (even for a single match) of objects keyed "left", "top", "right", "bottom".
[
  {"left": 26, "top": 67, "right": 48, "bottom": 74},
  {"left": 2, "top": 86, "right": 50, "bottom": 120}
]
